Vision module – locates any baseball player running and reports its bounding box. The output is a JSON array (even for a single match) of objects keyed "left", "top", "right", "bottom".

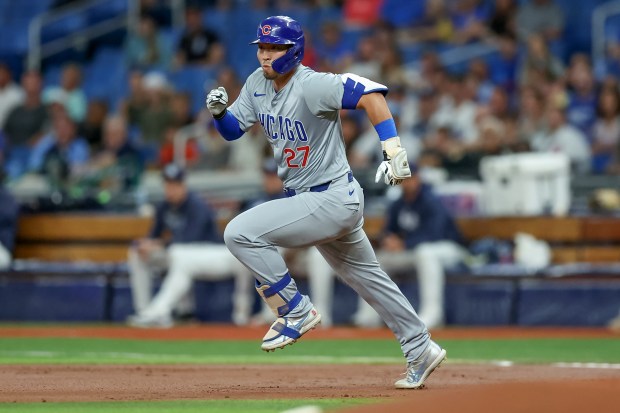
[{"left": 206, "top": 16, "right": 445, "bottom": 389}]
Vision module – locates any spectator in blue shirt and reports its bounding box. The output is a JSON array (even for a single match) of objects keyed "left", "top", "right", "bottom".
[
  {"left": 127, "top": 163, "right": 249, "bottom": 328},
  {"left": 566, "top": 55, "right": 597, "bottom": 140},
  {"left": 352, "top": 168, "right": 468, "bottom": 329},
  {"left": 0, "top": 171, "right": 19, "bottom": 270},
  {"left": 31, "top": 113, "right": 89, "bottom": 192}
]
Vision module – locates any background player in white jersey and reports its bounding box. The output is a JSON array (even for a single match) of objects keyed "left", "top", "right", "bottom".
[{"left": 206, "top": 16, "right": 445, "bottom": 389}]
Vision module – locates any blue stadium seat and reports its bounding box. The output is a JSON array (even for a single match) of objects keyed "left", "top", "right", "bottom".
[
  {"left": 41, "top": 14, "right": 88, "bottom": 43},
  {"left": 0, "top": 21, "right": 30, "bottom": 54},
  {"left": 83, "top": 47, "right": 128, "bottom": 108},
  {"left": 380, "top": 0, "right": 426, "bottom": 29},
  {"left": 87, "top": 0, "right": 128, "bottom": 24},
  {"left": 169, "top": 65, "right": 217, "bottom": 115}
]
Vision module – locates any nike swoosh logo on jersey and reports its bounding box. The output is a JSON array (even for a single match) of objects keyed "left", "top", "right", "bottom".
[
  {"left": 348, "top": 188, "right": 355, "bottom": 196},
  {"left": 254, "top": 92, "right": 266, "bottom": 97}
]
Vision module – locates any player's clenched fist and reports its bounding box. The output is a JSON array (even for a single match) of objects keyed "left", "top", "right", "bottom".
[
  {"left": 206, "top": 86, "right": 228, "bottom": 118},
  {"left": 375, "top": 136, "right": 411, "bottom": 186}
]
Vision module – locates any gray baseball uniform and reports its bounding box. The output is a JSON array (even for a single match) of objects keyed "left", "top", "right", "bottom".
[{"left": 224, "top": 65, "right": 429, "bottom": 362}]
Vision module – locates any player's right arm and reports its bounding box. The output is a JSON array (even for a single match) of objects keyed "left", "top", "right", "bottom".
[{"left": 206, "top": 81, "right": 257, "bottom": 141}]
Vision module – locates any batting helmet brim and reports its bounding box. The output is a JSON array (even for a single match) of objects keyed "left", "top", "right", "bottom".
[{"left": 250, "top": 35, "right": 295, "bottom": 45}]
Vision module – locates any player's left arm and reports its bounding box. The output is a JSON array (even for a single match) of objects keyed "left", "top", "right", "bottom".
[{"left": 354, "top": 87, "right": 411, "bottom": 186}]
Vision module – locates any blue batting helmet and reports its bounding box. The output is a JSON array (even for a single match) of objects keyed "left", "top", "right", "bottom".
[{"left": 250, "top": 16, "right": 304, "bottom": 74}]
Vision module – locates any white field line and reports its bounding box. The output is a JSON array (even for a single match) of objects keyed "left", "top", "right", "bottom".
[{"left": 2, "top": 351, "right": 620, "bottom": 369}]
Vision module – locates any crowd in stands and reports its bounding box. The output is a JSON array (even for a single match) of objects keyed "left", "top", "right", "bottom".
[{"left": 1, "top": 0, "right": 620, "bottom": 214}]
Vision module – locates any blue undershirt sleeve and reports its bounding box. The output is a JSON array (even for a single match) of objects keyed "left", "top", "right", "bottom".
[{"left": 214, "top": 110, "right": 245, "bottom": 141}]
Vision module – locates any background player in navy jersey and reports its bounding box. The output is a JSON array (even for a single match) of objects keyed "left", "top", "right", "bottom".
[{"left": 206, "top": 16, "right": 445, "bottom": 389}]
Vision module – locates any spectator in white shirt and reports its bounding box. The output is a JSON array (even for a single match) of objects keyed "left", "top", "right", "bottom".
[{"left": 531, "top": 104, "right": 591, "bottom": 173}]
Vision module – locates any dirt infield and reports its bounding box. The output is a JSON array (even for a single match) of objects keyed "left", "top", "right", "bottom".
[{"left": 1, "top": 325, "right": 619, "bottom": 411}]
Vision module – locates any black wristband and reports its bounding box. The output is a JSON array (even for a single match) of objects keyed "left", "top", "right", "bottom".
[{"left": 213, "top": 108, "right": 227, "bottom": 120}]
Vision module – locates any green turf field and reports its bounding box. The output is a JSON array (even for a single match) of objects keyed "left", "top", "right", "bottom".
[
  {"left": 0, "top": 337, "right": 619, "bottom": 364},
  {"left": 1, "top": 335, "right": 618, "bottom": 412}
]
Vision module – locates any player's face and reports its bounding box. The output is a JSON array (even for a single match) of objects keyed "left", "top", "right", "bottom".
[
  {"left": 164, "top": 181, "right": 187, "bottom": 205},
  {"left": 257, "top": 43, "right": 290, "bottom": 80}
]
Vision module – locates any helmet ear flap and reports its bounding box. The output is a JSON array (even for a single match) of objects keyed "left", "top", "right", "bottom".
[{"left": 271, "top": 38, "right": 304, "bottom": 74}]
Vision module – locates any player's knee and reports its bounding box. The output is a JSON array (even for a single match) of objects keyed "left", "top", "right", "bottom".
[
  {"left": 413, "top": 243, "right": 434, "bottom": 259},
  {"left": 223, "top": 220, "right": 245, "bottom": 251}
]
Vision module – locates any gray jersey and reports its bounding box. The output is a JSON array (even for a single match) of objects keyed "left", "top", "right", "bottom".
[
  {"left": 229, "top": 65, "right": 375, "bottom": 189},
  {"left": 223, "top": 64, "right": 432, "bottom": 366}
]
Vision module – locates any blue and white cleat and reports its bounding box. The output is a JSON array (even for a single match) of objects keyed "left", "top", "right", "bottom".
[
  {"left": 395, "top": 340, "right": 446, "bottom": 389},
  {"left": 261, "top": 307, "right": 322, "bottom": 351}
]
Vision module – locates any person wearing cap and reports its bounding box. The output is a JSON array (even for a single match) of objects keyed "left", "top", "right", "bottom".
[
  {"left": 349, "top": 167, "right": 468, "bottom": 329},
  {"left": 127, "top": 163, "right": 248, "bottom": 327}
]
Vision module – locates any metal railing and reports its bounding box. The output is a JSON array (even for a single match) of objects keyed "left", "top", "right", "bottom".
[
  {"left": 27, "top": 0, "right": 134, "bottom": 71},
  {"left": 27, "top": 0, "right": 187, "bottom": 71},
  {"left": 592, "top": 0, "right": 620, "bottom": 65}
]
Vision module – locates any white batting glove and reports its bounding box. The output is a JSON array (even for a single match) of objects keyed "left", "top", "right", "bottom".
[
  {"left": 375, "top": 136, "right": 411, "bottom": 186},
  {"left": 206, "top": 86, "right": 228, "bottom": 118}
]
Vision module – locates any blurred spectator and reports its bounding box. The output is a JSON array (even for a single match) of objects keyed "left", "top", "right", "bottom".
[
  {"left": 466, "top": 58, "right": 495, "bottom": 104},
  {"left": 120, "top": 70, "right": 147, "bottom": 129},
  {"left": 516, "top": 0, "right": 564, "bottom": 42},
  {"left": 591, "top": 88, "right": 620, "bottom": 174},
  {"left": 595, "top": 40, "right": 620, "bottom": 82},
  {"left": 488, "top": 34, "right": 519, "bottom": 93},
  {"left": 194, "top": 121, "right": 232, "bottom": 171},
  {"left": 170, "top": 92, "right": 195, "bottom": 127},
  {"left": 73, "top": 116, "right": 143, "bottom": 199},
  {"left": 159, "top": 125, "right": 200, "bottom": 167},
  {"left": 33, "top": 114, "right": 90, "bottom": 192},
  {"left": 408, "top": 51, "right": 443, "bottom": 93},
  {"left": 300, "top": 31, "right": 318, "bottom": 70},
  {"left": 315, "top": 21, "right": 353, "bottom": 73},
  {"left": 479, "top": 86, "right": 512, "bottom": 122},
  {"left": 487, "top": 0, "right": 517, "bottom": 39},
  {"left": 3, "top": 71, "right": 49, "bottom": 180},
  {"left": 124, "top": 14, "right": 172, "bottom": 70},
  {"left": 531, "top": 104, "right": 591, "bottom": 174},
  {"left": 435, "top": 74, "right": 479, "bottom": 143},
  {"left": 43, "top": 63, "right": 87, "bottom": 123},
  {"left": 410, "top": 88, "right": 442, "bottom": 143},
  {"left": 345, "top": 35, "right": 381, "bottom": 81},
  {"left": 0, "top": 63, "right": 24, "bottom": 130},
  {"left": 135, "top": 72, "right": 175, "bottom": 165},
  {"left": 227, "top": 122, "right": 267, "bottom": 174},
  {"left": 351, "top": 169, "right": 468, "bottom": 329},
  {"left": 127, "top": 163, "right": 246, "bottom": 327},
  {"left": 0, "top": 171, "right": 19, "bottom": 270},
  {"left": 517, "top": 86, "right": 546, "bottom": 144},
  {"left": 518, "top": 34, "right": 565, "bottom": 87},
  {"left": 174, "top": 6, "right": 224, "bottom": 67},
  {"left": 340, "top": 112, "right": 364, "bottom": 165},
  {"left": 377, "top": 45, "right": 410, "bottom": 88},
  {"left": 78, "top": 99, "right": 109, "bottom": 151},
  {"left": 565, "top": 54, "right": 597, "bottom": 139},
  {"left": 343, "top": 0, "right": 383, "bottom": 28},
  {"left": 449, "top": 0, "right": 489, "bottom": 44},
  {"left": 402, "top": 0, "right": 454, "bottom": 44},
  {"left": 214, "top": 66, "right": 243, "bottom": 103}
]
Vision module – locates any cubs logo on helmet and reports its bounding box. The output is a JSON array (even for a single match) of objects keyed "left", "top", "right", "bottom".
[{"left": 250, "top": 16, "right": 305, "bottom": 74}]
